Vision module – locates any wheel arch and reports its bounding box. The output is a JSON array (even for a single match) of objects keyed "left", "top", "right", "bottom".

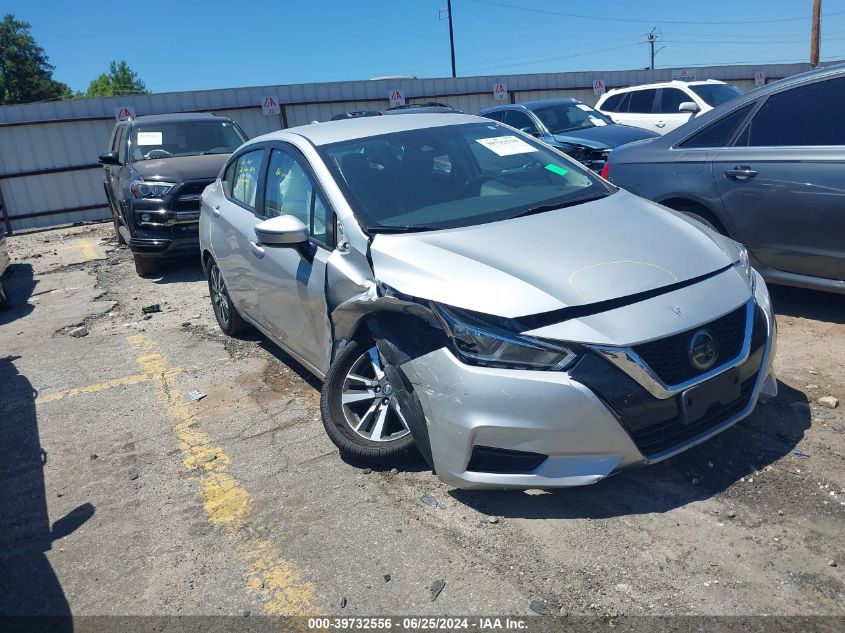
[{"left": 657, "top": 196, "right": 731, "bottom": 236}]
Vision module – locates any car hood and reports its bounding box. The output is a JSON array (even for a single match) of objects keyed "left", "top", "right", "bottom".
[
  {"left": 133, "top": 154, "right": 229, "bottom": 182},
  {"left": 550, "top": 124, "right": 658, "bottom": 150},
  {"left": 370, "top": 190, "right": 740, "bottom": 319}
]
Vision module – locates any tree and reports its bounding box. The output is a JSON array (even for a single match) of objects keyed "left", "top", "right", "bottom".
[
  {"left": 0, "top": 14, "right": 71, "bottom": 105},
  {"left": 85, "top": 60, "right": 147, "bottom": 98}
]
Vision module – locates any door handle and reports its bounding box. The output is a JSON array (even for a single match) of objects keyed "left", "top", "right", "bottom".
[
  {"left": 725, "top": 166, "right": 758, "bottom": 181},
  {"left": 655, "top": 121, "right": 666, "bottom": 128},
  {"left": 249, "top": 241, "right": 265, "bottom": 258},
  {"left": 212, "top": 205, "right": 221, "bottom": 218}
]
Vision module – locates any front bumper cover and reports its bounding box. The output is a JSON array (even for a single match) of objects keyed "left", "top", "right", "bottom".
[{"left": 402, "top": 273, "right": 776, "bottom": 489}]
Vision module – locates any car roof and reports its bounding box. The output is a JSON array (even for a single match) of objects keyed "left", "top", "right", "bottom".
[
  {"left": 129, "top": 112, "right": 224, "bottom": 125},
  {"left": 256, "top": 113, "right": 485, "bottom": 146},
  {"left": 600, "top": 79, "right": 726, "bottom": 98},
  {"left": 480, "top": 98, "right": 579, "bottom": 114}
]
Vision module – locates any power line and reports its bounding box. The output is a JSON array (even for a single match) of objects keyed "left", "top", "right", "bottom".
[{"left": 468, "top": 0, "right": 845, "bottom": 25}]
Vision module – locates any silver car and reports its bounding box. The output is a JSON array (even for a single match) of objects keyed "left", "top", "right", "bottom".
[
  {"left": 604, "top": 65, "right": 845, "bottom": 295},
  {"left": 198, "top": 113, "right": 777, "bottom": 489}
]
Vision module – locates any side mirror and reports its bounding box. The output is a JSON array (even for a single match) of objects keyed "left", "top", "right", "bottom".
[
  {"left": 98, "top": 151, "right": 120, "bottom": 165},
  {"left": 678, "top": 101, "right": 700, "bottom": 114},
  {"left": 254, "top": 215, "right": 308, "bottom": 246},
  {"left": 520, "top": 126, "right": 541, "bottom": 137}
]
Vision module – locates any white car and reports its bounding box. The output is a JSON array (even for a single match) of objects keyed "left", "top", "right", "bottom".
[{"left": 596, "top": 80, "right": 742, "bottom": 135}]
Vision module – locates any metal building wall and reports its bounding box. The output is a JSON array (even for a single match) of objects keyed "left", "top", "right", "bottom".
[{"left": 0, "top": 62, "right": 819, "bottom": 232}]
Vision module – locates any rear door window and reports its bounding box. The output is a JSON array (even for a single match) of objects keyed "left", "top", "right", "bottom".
[
  {"left": 231, "top": 149, "right": 266, "bottom": 209},
  {"left": 741, "top": 77, "right": 845, "bottom": 146},
  {"left": 601, "top": 93, "right": 623, "bottom": 112},
  {"left": 627, "top": 89, "right": 658, "bottom": 113}
]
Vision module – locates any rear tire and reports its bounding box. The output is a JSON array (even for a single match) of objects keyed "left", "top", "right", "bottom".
[
  {"left": 0, "top": 277, "right": 9, "bottom": 310},
  {"left": 320, "top": 337, "right": 418, "bottom": 466},
  {"left": 207, "top": 259, "right": 248, "bottom": 336},
  {"left": 133, "top": 255, "right": 158, "bottom": 278}
]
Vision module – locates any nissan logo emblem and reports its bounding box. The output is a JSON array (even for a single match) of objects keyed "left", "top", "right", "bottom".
[{"left": 689, "top": 329, "right": 718, "bottom": 371}]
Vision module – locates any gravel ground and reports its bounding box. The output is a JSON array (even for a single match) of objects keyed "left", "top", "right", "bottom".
[{"left": 0, "top": 222, "right": 842, "bottom": 618}]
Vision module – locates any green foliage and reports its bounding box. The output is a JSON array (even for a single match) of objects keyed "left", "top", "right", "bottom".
[
  {"left": 85, "top": 60, "right": 148, "bottom": 98},
  {"left": 0, "top": 14, "right": 71, "bottom": 105}
]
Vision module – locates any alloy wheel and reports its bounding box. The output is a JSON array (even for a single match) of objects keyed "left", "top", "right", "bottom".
[
  {"left": 340, "top": 346, "right": 410, "bottom": 443},
  {"left": 209, "top": 264, "right": 231, "bottom": 328}
]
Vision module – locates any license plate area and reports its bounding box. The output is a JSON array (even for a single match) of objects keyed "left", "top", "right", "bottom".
[{"left": 681, "top": 367, "right": 742, "bottom": 425}]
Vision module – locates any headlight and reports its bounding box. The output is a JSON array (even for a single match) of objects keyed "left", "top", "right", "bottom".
[
  {"left": 433, "top": 304, "right": 579, "bottom": 371},
  {"left": 734, "top": 244, "right": 756, "bottom": 290},
  {"left": 130, "top": 181, "right": 176, "bottom": 199}
]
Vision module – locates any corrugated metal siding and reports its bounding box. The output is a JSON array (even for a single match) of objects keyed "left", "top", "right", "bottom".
[{"left": 0, "top": 62, "right": 826, "bottom": 231}]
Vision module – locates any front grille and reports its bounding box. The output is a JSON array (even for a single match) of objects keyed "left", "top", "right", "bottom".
[
  {"left": 633, "top": 305, "right": 747, "bottom": 386},
  {"left": 172, "top": 179, "right": 213, "bottom": 212},
  {"left": 629, "top": 374, "right": 756, "bottom": 456}
]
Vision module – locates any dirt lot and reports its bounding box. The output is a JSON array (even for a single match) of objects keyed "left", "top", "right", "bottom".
[{"left": 1, "top": 222, "right": 843, "bottom": 618}]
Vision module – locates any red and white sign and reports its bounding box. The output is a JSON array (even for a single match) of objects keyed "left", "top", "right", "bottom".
[
  {"left": 389, "top": 89, "right": 405, "bottom": 108},
  {"left": 493, "top": 82, "right": 508, "bottom": 101},
  {"left": 592, "top": 79, "right": 606, "bottom": 96},
  {"left": 261, "top": 96, "right": 281, "bottom": 116},
  {"left": 671, "top": 68, "right": 697, "bottom": 82},
  {"left": 754, "top": 71, "right": 766, "bottom": 87},
  {"left": 114, "top": 106, "right": 135, "bottom": 121}
]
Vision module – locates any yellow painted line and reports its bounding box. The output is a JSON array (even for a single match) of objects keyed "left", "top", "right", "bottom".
[
  {"left": 127, "top": 333, "right": 319, "bottom": 615},
  {"left": 76, "top": 238, "right": 99, "bottom": 261},
  {"left": 35, "top": 370, "right": 182, "bottom": 405}
]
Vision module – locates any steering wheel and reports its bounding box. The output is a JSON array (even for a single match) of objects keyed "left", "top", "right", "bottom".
[{"left": 144, "top": 149, "right": 173, "bottom": 159}]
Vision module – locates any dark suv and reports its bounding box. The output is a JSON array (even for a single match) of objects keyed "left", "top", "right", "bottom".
[{"left": 99, "top": 112, "right": 247, "bottom": 276}]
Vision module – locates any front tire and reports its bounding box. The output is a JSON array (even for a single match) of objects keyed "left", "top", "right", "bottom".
[
  {"left": 320, "top": 337, "right": 418, "bottom": 465},
  {"left": 133, "top": 254, "right": 158, "bottom": 277},
  {"left": 207, "top": 259, "right": 248, "bottom": 336}
]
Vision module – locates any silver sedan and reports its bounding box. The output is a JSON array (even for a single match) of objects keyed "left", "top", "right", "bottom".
[{"left": 199, "top": 113, "right": 776, "bottom": 489}]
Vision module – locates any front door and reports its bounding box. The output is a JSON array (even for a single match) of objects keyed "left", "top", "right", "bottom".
[
  {"left": 250, "top": 146, "right": 334, "bottom": 374},
  {"left": 713, "top": 76, "right": 845, "bottom": 281}
]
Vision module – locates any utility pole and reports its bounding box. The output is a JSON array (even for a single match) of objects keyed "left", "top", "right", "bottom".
[
  {"left": 810, "top": 0, "right": 822, "bottom": 67},
  {"left": 447, "top": 0, "right": 457, "bottom": 77},
  {"left": 647, "top": 28, "right": 659, "bottom": 70}
]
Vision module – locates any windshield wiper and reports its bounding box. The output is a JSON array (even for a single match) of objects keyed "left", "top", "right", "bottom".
[
  {"left": 510, "top": 193, "right": 610, "bottom": 220},
  {"left": 366, "top": 225, "right": 442, "bottom": 234}
]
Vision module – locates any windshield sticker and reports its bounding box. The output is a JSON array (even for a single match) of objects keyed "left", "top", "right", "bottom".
[
  {"left": 544, "top": 164, "right": 569, "bottom": 177},
  {"left": 588, "top": 117, "right": 607, "bottom": 126},
  {"left": 476, "top": 136, "right": 539, "bottom": 156},
  {"left": 137, "top": 131, "right": 163, "bottom": 146},
  {"left": 576, "top": 104, "right": 593, "bottom": 111}
]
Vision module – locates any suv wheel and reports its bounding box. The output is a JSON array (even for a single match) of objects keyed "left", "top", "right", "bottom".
[
  {"left": 133, "top": 255, "right": 159, "bottom": 278},
  {"left": 320, "top": 337, "right": 418, "bottom": 465},
  {"left": 207, "top": 259, "right": 248, "bottom": 335}
]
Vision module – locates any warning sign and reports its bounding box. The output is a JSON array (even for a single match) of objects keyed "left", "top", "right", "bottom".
[
  {"left": 114, "top": 106, "right": 135, "bottom": 121},
  {"left": 261, "top": 96, "right": 281, "bottom": 116},
  {"left": 671, "top": 69, "right": 697, "bottom": 82},
  {"left": 754, "top": 71, "right": 766, "bottom": 87},
  {"left": 389, "top": 89, "right": 405, "bottom": 108},
  {"left": 493, "top": 82, "right": 508, "bottom": 101},
  {"left": 592, "top": 79, "right": 606, "bottom": 96}
]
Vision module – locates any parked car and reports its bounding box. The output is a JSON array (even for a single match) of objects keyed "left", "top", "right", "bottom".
[
  {"left": 478, "top": 99, "right": 657, "bottom": 171},
  {"left": 0, "top": 229, "right": 9, "bottom": 309},
  {"left": 99, "top": 112, "right": 248, "bottom": 277},
  {"left": 199, "top": 113, "right": 776, "bottom": 489},
  {"left": 604, "top": 65, "right": 845, "bottom": 295},
  {"left": 596, "top": 80, "right": 742, "bottom": 135}
]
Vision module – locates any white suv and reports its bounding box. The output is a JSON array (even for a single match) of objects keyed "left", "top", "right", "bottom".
[{"left": 595, "top": 80, "right": 742, "bottom": 135}]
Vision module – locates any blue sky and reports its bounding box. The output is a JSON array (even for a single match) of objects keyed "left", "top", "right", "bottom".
[{"left": 6, "top": 0, "right": 845, "bottom": 94}]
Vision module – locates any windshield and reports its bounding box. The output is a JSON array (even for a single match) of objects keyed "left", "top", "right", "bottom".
[
  {"left": 131, "top": 120, "right": 246, "bottom": 161},
  {"left": 530, "top": 102, "right": 614, "bottom": 134},
  {"left": 319, "top": 122, "right": 614, "bottom": 232},
  {"left": 690, "top": 84, "right": 743, "bottom": 107}
]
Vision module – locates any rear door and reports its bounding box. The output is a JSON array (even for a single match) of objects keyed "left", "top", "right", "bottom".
[
  {"left": 213, "top": 147, "right": 268, "bottom": 319},
  {"left": 250, "top": 145, "right": 334, "bottom": 373},
  {"left": 618, "top": 88, "right": 660, "bottom": 133},
  {"left": 713, "top": 76, "right": 845, "bottom": 280},
  {"left": 105, "top": 125, "right": 126, "bottom": 208}
]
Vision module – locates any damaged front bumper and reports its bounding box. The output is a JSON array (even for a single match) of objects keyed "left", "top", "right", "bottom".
[{"left": 399, "top": 273, "right": 777, "bottom": 490}]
